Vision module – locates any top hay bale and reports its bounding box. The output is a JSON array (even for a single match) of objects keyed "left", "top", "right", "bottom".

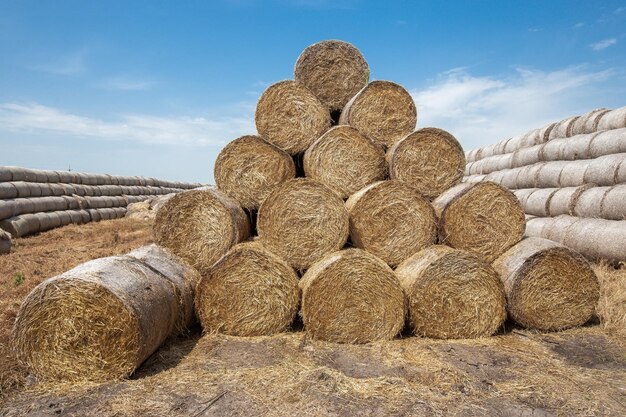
[
  {"left": 255, "top": 80, "right": 331, "bottom": 154},
  {"left": 294, "top": 40, "right": 369, "bottom": 115},
  {"left": 339, "top": 80, "right": 417, "bottom": 148}
]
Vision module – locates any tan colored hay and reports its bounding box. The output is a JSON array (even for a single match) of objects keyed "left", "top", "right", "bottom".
[
  {"left": 303, "top": 125, "right": 386, "bottom": 198},
  {"left": 396, "top": 245, "right": 506, "bottom": 339},
  {"left": 299, "top": 248, "right": 405, "bottom": 343},
  {"left": 433, "top": 182, "right": 525, "bottom": 263},
  {"left": 0, "top": 214, "right": 40, "bottom": 237},
  {"left": 0, "top": 183, "right": 18, "bottom": 199},
  {"left": 11, "top": 253, "right": 194, "bottom": 382},
  {"left": 153, "top": 188, "right": 250, "bottom": 275},
  {"left": 339, "top": 80, "right": 417, "bottom": 148},
  {"left": 345, "top": 180, "right": 437, "bottom": 266},
  {"left": 214, "top": 135, "right": 295, "bottom": 209},
  {"left": 387, "top": 128, "right": 466, "bottom": 198},
  {"left": 493, "top": 237, "right": 599, "bottom": 331},
  {"left": 255, "top": 80, "right": 331, "bottom": 154},
  {"left": 596, "top": 105, "right": 626, "bottom": 131},
  {"left": 257, "top": 178, "right": 349, "bottom": 270},
  {"left": 195, "top": 242, "right": 299, "bottom": 336},
  {"left": 294, "top": 40, "right": 369, "bottom": 114}
]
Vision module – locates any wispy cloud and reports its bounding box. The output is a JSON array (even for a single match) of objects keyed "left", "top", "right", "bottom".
[
  {"left": 590, "top": 38, "right": 617, "bottom": 51},
  {"left": 614, "top": 7, "right": 626, "bottom": 14},
  {"left": 0, "top": 102, "right": 254, "bottom": 146},
  {"left": 573, "top": 22, "right": 585, "bottom": 28},
  {"left": 96, "top": 76, "right": 155, "bottom": 91},
  {"left": 30, "top": 50, "right": 86, "bottom": 75},
  {"left": 528, "top": 27, "right": 541, "bottom": 33}
]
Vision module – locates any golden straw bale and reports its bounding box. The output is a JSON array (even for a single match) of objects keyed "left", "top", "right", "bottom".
[
  {"left": 299, "top": 248, "right": 405, "bottom": 343},
  {"left": 396, "top": 245, "right": 506, "bottom": 339},
  {"left": 345, "top": 180, "right": 437, "bottom": 267},
  {"left": 255, "top": 80, "right": 331, "bottom": 154},
  {"left": 493, "top": 237, "right": 600, "bottom": 331},
  {"left": 303, "top": 126, "right": 386, "bottom": 199},
  {"left": 257, "top": 178, "right": 349, "bottom": 270},
  {"left": 195, "top": 242, "right": 299, "bottom": 336},
  {"left": 214, "top": 135, "right": 295, "bottom": 210}
]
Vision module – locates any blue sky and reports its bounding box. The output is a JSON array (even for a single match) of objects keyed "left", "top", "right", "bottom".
[{"left": 1, "top": 0, "right": 625, "bottom": 183}]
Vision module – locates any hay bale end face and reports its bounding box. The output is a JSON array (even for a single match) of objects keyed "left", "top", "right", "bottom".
[
  {"left": 346, "top": 180, "right": 437, "bottom": 267},
  {"left": 303, "top": 126, "right": 386, "bottom": 199},
  {"left": 339, "top": 80, "right": 417, "bottom": 148},
  {"left": 387, "top": 128, "right": 466, "bottom": 199},
  {"left": 0, "top": 229, "right": 11, "bottom": 255},
  {"left": 294, "top": 39, "right": 369, "bottom": 115},
  {"left": 255, "top": 80, "right": 331, "bottom": 154},
  {"left": 257, "top": 178, "right": 349, "bottom": 270},
  {"left": 195, "top": 242, "right": 299, "bottom": 336},
  {"left": 299, "top": 248, "right": 405, "bottom": 343},
  {"left": 493, "top": 237, "right": 600, "bottom": 331},
  {"left": 396, "top": 245, "right": 506, "bottom": 339},
  {"left": 433, "top": 182, "right": 526, "bottom": 263},
  {"left": 215, "top": 135, "right": 296, "bottom": 210},
  {"left": 153, "top": 188, "right": 250, "bottom": 275}
]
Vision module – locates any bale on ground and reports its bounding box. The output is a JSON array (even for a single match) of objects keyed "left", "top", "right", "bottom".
[
  {"left": 339, "top": 80, "right": 417, "bottom": 148},
  {"left": 345, "top": 180, "right": 437, "bottom": 267},
  {"left": 493, "top": 237, "right": 600, "bottom": 331},
  {"left": 215, "top": 135, "right": 295, "bottom": 210},
  {"left": 11, "top": 253, "right": 196, "bottom": 382},
  {"left": 0, "top": 214, "right": 41, "bottom": 238},
  {"left": 257, "top": 178, "right": 349, "bottom": 270},
  {"left": 0, "top": 229, "right": 11, "bottom": 255},
  {"left": 255, "top": 80, "right": 331, "bottom": 154},
  {"left": 154, "top": 188, "right": 250, "bottom": 275},
  {"left": 433, "top": 182, "right": 525, "bottom": 263},
  {"left": 299, "top": 248, "right": 405, "bottom": 343},
  {"left": 303, "top": 126, "right": 386, "bottom": 199},
  {"left": 294, "top": 40, "right": 369, "bottom": 115},
  {"left": 396, "top": 245, "right": 506, "bottom": 339},
  {"left": 195, "top": 242, "right": 299, "bottom": 336}
]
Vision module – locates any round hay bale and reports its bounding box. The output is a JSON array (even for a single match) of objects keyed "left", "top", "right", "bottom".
[
  {"left": 154, "top": 188, "right": 250, "bottom": 275},
  {"left": 303, "top": 126, "right": 386, "bottom": 199},
  {"left": 299, "top": 248, "right": 405, "bottom": 343},
  {"left": 339, "top": 80, "right": 417, "bottom": 148},
  {"left": 294, "top": 40, "right": 369, "bottom": 115},
  {"left": 0, "top": 229, "right": 11, "bottom": 255},
  {"left": 493, "top": 237, "right": 599, "bottom": 331},
  {"left": 255, "top": 80, "right": 330, "bottom": 154},
  {"left": 396, "top": 245, "right": 506, "bottom": 339},
  {"left": 195, "top": 242, "right": 299, "bottom": 336},
  {"left": 387, "top": 128, "right": 465, "bottom": 199},
  {"left": 345, "top": 180, "right": 437, "bottom": 267},
  {"left": 433, "top": 182, "right": 526, "bottom": 263},
  {"left": 214, "top": 135, "right": 295, "bottom": 210},
  {"left": 0, "top": 183, "right": 18, "bottom": 199},
  {"left": 257, "top": 178, "right": 349, "bottom": 270}
]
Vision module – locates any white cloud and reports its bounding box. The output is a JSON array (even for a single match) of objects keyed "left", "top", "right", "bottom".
[
  {"left": 614, "top": 7, "right": 626, "bottom": 14},
  {"left": 573, "top": 22, "right": 585, "bottom": 28},
  {"left": 30, "top": 50, "right": 86, "bottom": 75},
  {"left": 590, "top": 38, "right": 617, "bottom": 51},
  {"left": 96, "top": 76, "right": 155, "bottom": 91},
  {"left": 0, "top": 102, "right": 254, "bottom": 146},
  {"left": 410, "top": 66, "right": 615, "bottom": 150}
]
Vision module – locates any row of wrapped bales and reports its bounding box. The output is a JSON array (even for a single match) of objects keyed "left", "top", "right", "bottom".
[{"left": 0, "top": 182, "right": 188, "bottom": 199}]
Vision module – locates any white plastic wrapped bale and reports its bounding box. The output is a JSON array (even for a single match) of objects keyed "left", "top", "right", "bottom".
[
  {"left": 596, "top": 106, "right": 626, "bottom": 131},
  {"left": 569, "top": 108, "right": 609, "bottom": 136},
  {"left": 548, "top": 115, "right": 580, "bottom": 140}
]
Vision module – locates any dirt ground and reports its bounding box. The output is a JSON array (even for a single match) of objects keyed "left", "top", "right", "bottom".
[{"left": 1, "top": 219, "right": 625, "bottom": 416}]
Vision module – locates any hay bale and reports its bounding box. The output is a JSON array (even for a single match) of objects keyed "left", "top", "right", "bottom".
[
  {"left": 387, "top": 128, "right": 465, "bottom": 198},
  {"left": 583, "top": 153, "right": 626, "bottom": 186},
  {"left": 0, "top": 214, "right": 41, "bottom": 237},
  {"left": 601, "top": 185, "right": 626, "bottom": 220},
  {"left": 596, "top": 106, "right": 626, "bottom": 131},
  {"left": 396, "top": 245, "right": 506, "bottom": 339},
  {"left": 570, "top": 108, "right": 609, "bottom": 135},
  {"left": 548, "top": 185, "right": 591, "bottom": 216},
  {"left": 214, "top": 135, "right": 295, "bottom": 210},
  {"left": 195, "top": 242, "right": 299, "bottom": 336},
  {"left": 548, "top": 115, "right": 579, "bottom": 140},
  {"left": 0, "top": 229, "right": 11, "bottom": 255},
  {"left": 339, "top": 80, "right": 416, "bottom": 148},
  {"left": 257, "top": 178, "right": 349, "bottom": 270},
  {"left": 0, "top": 183, "right": 18, "bottom": 199},
  {"left": 345, "top": 180, "right": 437, "bottom": 267},
  {"left": 588, "top": 128, "right": 626, "bottom": 157},
  {"left": 154, "top": 188, "right": 250, "bottom": 275},
  {"left": 524, "top": 188, "right": 558, "bottom": 217},
  {"left": 433, "top": 182, "right": 525, "bottom": 262},
  {"left": 299, "top": 248, "right": 405, "bottom": 343},
  {"left": 303, "top": 126, "right": 386, "bottom": 199},
  {"left": 294, "top": 40, "right": 369, "bottom": 115},
  {"left": 493, "top": 237, "right": 599, "bottom": 331},
  {"left": 511, "top": 146, "right": 541, "bottom": 168},
  {"left": 12, "top": 253, "right": 195, "bottom": 382},
  {"left": 255, "top": 80, "right": 331, "bottom": 154}
]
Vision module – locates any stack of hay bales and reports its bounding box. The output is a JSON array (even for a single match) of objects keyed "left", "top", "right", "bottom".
[{"left": 463, "top": 107, "right": 626, "bottom": 260}]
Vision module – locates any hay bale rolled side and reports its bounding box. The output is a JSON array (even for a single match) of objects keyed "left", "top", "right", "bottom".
[
  {"left": 303, "top": 126, "right": 386, "bottom": 199},
  {"left": 493, "top": 237, "right": 599, "bottom": 331},
  {"left": 0, "top": 213, "right": 41, "bottom": 238},
  {"left": 396, "top": 245, "right": 506, "bottom": 339},
  {"left": 596, "top": 106, "right": 626, "bottom": 131},
  {"left": 346, "top": 180, "right": 437, "bottom": 267},
  {"left": 548, "top": 116, "right": 579, "bottom": 140},
  {"left": 387, "top": 128, "right": 466, "bottom": 199},
  {"left": 299, "top": 248, "right": 405, "bottom": 343},
  {"left": 195, "top": 242, "right": 299, "bottom": 336},
  {"left": 523, "top": 188, "right": 558, "bottom": 217},
  {"left": 215, "top": 135, "right": 295, "bottom": 210},
  {"left": 0, "top": 229, "right": 11, "bottom": 255},
  {"left": 569, "top": 108, "right": 609, "bottom": 136}
]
